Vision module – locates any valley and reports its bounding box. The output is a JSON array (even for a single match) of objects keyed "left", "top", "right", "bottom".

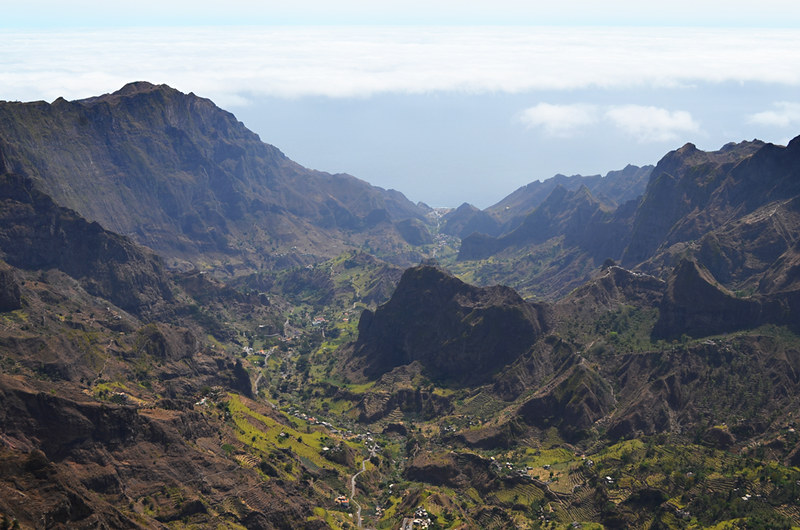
[{"left": 0, "top": 83, "right": 799, "bottom": 529}]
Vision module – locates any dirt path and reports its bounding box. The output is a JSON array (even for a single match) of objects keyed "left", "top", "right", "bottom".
[
  {"left": 349, "top": 443, "right": 378, "bottom": 528},
  {"left": 253, "top": 347, "right": 276, "bottom": 408}
]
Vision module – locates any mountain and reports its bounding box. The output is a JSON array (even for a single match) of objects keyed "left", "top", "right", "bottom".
[
  {"left": 486, "top": 163, "right": 653, "bottom": 231},
  {"left": 0, "top": 82, "right": 430, "bottom": 274},
  {"left": 622, "top": 140, "right": 768, "bottom": 266},
  {"left": 2, "top": 81, "right": 800, "bottom": 528},
  {"left": 440, "top": 164, "right": 652, "bottom": 240},
  {"left": 439, "top": 202, "right": 502, "bottom": 239},
  {"left": 0, "top": 172, "right": 172, "bottom": 316},
  {"left": 347, "top": 265, "right": 549, "bottom": 386},
  {"left": 455, "top": 138, "right": 800, "bottom": 301}
]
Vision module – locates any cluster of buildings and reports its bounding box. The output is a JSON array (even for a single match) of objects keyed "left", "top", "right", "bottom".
[
  {"left": 407, "top": 507, "right": 432, "bottom": 528},
  {"left": 334, "top": 495, "right": 349, "bottom": 508}
]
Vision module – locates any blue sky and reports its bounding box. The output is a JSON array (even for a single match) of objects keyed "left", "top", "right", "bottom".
[{"left": 3, "top": 2, "right": 800, "bottom": 207}]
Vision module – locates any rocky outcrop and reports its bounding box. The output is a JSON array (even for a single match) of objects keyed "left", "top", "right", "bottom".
[
  {"left": 518, "top": 361, "right": 615, "bottom": 442},
  {"left": 0, "top": 262, "right": 21, "bottom": 312},
  {"left": 351, "top": 265, "right": 549, "bottom": 385},
  {"left": 440, "top": 202, "right": 502, "bottom": 238},
  {"left": 0, "top": 172, "right": 173, "bottom": 316},
  {"left": 653, "top": 260, "right": 762, "bottom": 339}
]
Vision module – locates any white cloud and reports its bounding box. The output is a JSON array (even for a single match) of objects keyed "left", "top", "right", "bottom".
[
  {"left": 2, "top": 27, "right": 800, "bottom": 104},
  {"left": 748, "top": 102, "right": 800, "bottom": 127},
  {"left": 519, "top": 103, "right": 598, "bottom": 137},
  {"left": 520, "top": 103, "right": 700, "bottom": 142},
  {"left": 605, "top": 105, "right": 700, "bottom": 142}
]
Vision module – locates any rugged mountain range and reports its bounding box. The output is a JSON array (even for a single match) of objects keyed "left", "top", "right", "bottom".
[
  {"left": 440, "top": 164, "right": 652, "bottom": 239},
  {"left": 0, "top": 83, "right": 799, "bottom": 529},
  {"left": 454, "top": 137, "right": 800, "bottom": 301},
  {"left": 0, "top": 82, "right": 428, "bottom": 274}
]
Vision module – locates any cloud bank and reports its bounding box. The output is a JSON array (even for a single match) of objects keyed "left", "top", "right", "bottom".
[
  {"left": 2, "top": 27, "right": 800, "bottom": 105},
  {"left": 518, "top": 104, "right": 598, "bottom": 137},
  {"left": 748, "top": 102, "right": 800, "bottom": 128},
  {"left": 519, "top": 103, "right": 700, "bottom": 142},
  {"left": 605, "top": 105, "right": 700, "bottom": 142}
]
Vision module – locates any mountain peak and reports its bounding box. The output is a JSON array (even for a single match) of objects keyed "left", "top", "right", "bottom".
[
  {"left": 114, "top": 81, "right": 174, "bottom": 96},
  {"left": 350, "top": 265, "right": 549, "bottom": 385}
]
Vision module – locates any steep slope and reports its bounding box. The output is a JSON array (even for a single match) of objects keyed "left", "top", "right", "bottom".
[
  {"left": 453, "top": 137, "right": 800, "bottom": 301},
  {"left": 455, "top": 184, "right": 637, "bottom": 299},
  {"left": 0, "top": 82, "right": 429, "bottom": 273},
  {"left": 0, "top": 172, "right": 172, "bottom": 316},
  {"left": 652, "top": 259, "right": 800, "bottom": 340},
  {"left": 0, "top": 166, "right": 345, "bottom": 529},
  {"left": 622, "top": 139, "right": 774, "bottom": 265},
  {"left": 348, "top": 265, "right": 549, "bottom": 386},
  {"left": 439, "top": 165, "right": 651, "bottom": 240},
  {"left": 440, "top": 202, "right": 502, "bottom": 239},
  {"left": 486, "top": 164, "right": 652, "bottom": 232}
]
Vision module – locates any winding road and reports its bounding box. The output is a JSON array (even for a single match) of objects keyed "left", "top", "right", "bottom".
[
  {"left": 349, "top": 443, "right": 378, "bottom": 529},
  {"left": 253, "top": 347, "right": 277, "bottom": 408}
]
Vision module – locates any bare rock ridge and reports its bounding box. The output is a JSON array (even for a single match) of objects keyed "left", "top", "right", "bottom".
[
  {"left": 442, "top": 163, "right": 652, "bottom": 239},
  {"left": 0, "top": 82, "right": 429, "bottom": 272},
  {"left": 351, "top": 265, "right": 550, "bottom": 385},
  {"left": 622, "top": 139, "right": 770, "bottom": 266},
  {"left": 455, "top": 136, "right": 800, "bottom": 303},
  {"left": 0, "top": 172, "right": 172, "bottom": 316},
  {"left": 653, "top": 258, "right": 800, "bottom": 340}
]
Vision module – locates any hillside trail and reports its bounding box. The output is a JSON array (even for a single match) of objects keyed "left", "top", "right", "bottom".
[
  {"left": 350, "top": 442, "right": 378, "bottom": 529},
  {"left": 253, "top": 347, "right": 276, "bottom": 408}
]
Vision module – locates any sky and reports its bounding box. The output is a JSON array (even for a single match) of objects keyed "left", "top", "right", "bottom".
[{"left": 3, "top": 2, "right": 800, "bottom": 208}]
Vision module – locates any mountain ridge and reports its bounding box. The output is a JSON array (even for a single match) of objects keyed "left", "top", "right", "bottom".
[{"left": 0, "top": 82, "right": 430, "bottom": 274}]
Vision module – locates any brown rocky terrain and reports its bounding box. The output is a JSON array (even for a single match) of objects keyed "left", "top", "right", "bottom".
[
  {"left": 1, "top": 83, "right": 800, "bottom": 529},
  {"left": 442, "top": 164, "right": 652, "bottom": 240},
  {"left": 454, "top": 137, "right": 800, "bottom": 307},
  {"left": 347, "top": 265, "right": 550, "bottom": 386},
  {"left": 0, "top": 82, "right": 430, "bottom": 274},
  {"left": 0, "top": 172, "right": 172, "bottom": 317}
]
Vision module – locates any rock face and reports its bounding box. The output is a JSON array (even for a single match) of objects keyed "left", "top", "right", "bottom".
[
  {"left": 622, "top": 141, "right": 767, "bottom": 266},
  {"left": 653, "top": 260, "right": 759, "bottom": 339},
  {"left": 0, "top": 172, "right": 172, "bottom": 316},
  {"left": 0, "top": 82, "right": 427, "bottom": 271},
  {"left": 482, "top": 164, "right": 650, "bottom": 232},
  {"left": 454, "top": 137, "right": 800, "bottom": 304},
  {"left": 624, "top": 138, "right": 800, "bottom": 272},
  {"left": 0, "top": 262, "right": 21, "bottom": 312},
  {"left": 653, "top": 259, "right": 800, "bottom": 340},
  {"left": 352, "top": 265, "right": 549, "bottom": 385}
]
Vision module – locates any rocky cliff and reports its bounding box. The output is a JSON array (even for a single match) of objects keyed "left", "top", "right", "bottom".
[
  {"left": 350, "top": 265, "right": 549, "bottom": 385},
  {"left": 0, "top": 172, "right": 172, "bottom": 316}
]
